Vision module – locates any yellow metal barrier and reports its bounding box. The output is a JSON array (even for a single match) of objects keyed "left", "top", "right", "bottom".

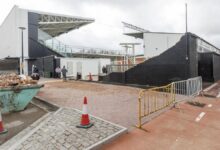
[{"left": 137, "top": 83, "right": 175, "bottom": 128}]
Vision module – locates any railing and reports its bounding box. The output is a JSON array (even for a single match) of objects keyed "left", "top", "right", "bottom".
[
  {"left": 173, "top": 77, "right": 202, "bottom": 102},
  {"left": 137, "top": 83, "right": 174, "bottom": 128},
  {"left": 38, "top": 29, "right": 127, "bottom": 57},
  {"left": 137, "top": 76, "right": 202, "bottom": 128},
  {"left": 106, "top": 64, "right": 136, "bottom": 73}
]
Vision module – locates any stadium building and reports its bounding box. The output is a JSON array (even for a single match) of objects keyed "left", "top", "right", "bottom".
[
  {"left": 0, "top": 6, "right": 127, "bottom": 79},
  {"left": 105, "top": 26, "right": 220, "bottom": 85}
]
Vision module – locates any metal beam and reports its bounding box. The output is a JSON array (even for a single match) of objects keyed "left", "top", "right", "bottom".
[{"left": 122, "top": 22, "right": 149, "bottom": 33}]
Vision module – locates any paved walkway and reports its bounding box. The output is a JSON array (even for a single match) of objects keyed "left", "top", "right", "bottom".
[
  {"left": 36, "top": 79, "right": 220, "bottom": 149},
  {"left": 203, "top": 81, "right": 220, "bottom": 97},
  {"left": 101, "top": 96, "right": 220, "bottom": 150},
  {"left": 0, "top": 103, "right": 47, "bottom": 145},
  {"left": 1, "top": 108, "right": 126, "bottom": 150}
]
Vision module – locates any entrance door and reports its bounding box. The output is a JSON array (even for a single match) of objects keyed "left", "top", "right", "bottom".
[
  {"left": 198, "top": 53, "right": 213, "bottom": 82},
  {"left": 67, "top": 61, "right": 73, "bottom": 76},
  {"left": 76, "top": 62, "right": 82, "bottom": 79}
]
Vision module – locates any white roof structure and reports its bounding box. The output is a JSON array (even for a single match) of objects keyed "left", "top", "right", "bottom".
[
  {"left": 0, "top": 5, "right": 95, "bottom": 59},
  {"left": 37, "top": 13, "right": 94, "bottom": 37},
  {"left": 26, "top": 8, "right": 94, "bottom": 38}
]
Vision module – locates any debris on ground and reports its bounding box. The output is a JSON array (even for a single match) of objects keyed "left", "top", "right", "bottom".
[
  {"left": 0, "top": 73, "right": 38, "bottom": 87},
  {"left": 187, "top": 101, "right": 206, "bottom": 107}
]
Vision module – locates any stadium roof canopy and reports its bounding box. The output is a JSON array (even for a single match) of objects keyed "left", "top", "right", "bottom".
[
  {"left": 29, "top": 9, "right": 95, "bottom": 37},
  {"left": 124, "top": 32, "right": 144, "bottom": 39}
]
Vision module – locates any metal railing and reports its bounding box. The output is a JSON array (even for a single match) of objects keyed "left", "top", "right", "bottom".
[
  {"left": 38, "top": 29, "right": 127, "bottom": 57},
  {"left": 137, "top": 76, "right": 202, "bottom": 128},
  {"left": 137, "top": 83, "right": 174, "bottom": 128},
  {"left": 106, "top": 64, "right": 136, "bottom": 73},
  {"left": 173, "top": 77, "right": 202, "bottom": 102}
]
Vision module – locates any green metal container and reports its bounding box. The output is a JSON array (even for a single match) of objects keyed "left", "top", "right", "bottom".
[{"left": 0, "top": 84, "right": 44, "bottom": 113}]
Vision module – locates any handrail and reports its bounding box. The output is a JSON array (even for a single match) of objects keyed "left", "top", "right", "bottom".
[{"left": 38, "top": 29, "right": 127, "bottom": 57}]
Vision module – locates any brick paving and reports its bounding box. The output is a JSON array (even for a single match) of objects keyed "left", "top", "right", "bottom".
[
  {"left": 203, "top": 81, "right": 220, "bottom": 97},
  {"left": 0, "top": 103, "right": 47, "bottom": 145},
  {"left": 101, "top": 96, "right": 220, "bottom": 150},
  {"left": 2, "top": 108, "right": 126, "bottom": 150}
]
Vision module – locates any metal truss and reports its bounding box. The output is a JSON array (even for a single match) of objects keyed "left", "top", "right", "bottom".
[{"left": 38, "top": 14, "right": 94, "bottom": 37}]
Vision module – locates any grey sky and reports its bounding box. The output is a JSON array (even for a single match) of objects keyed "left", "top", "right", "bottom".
[{"left": 0, "top": 0, "right": 220, "bottom": 54}]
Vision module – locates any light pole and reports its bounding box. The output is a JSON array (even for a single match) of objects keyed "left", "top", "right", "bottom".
[
  {"left": 185, "top": 3, "right": 188, "bottom": 60},
  {"left": 19, "top": 27, "right": 26, "bottom": 75}
]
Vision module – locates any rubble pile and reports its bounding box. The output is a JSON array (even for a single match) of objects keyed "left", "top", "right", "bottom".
[{"left": 0, "top": 73, "right": 38, "bottom": 87}]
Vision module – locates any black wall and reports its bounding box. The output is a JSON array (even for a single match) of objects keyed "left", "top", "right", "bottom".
[
  {"left": 188, "top": 34, "right": 199, "bottom": 78},
  {"left": 0, "top": 58, "right": 20, "bottom": 73},
  {"left": 28, "top": 56, "right": 59, "bottom": 77},
  {"left": 212, "top": 54, "right": 220, "bottom": 81},
  {"left": 104, "top": 33, "right": 199, "bottom": 86},
  {"left": 198, "top": 53, "right": 213, "bottom": 82},
  {"left": 27, "top": 12, "right": 63, "bottom": 76},
  {"left": 198, "top": 53, "right": 220, "bottom": 82},
  {"left": 103, "top": 72, "right": 125, "bottom": 83},
  {"left": 28, "top": 12, "right": 63, "bottom": 58}
]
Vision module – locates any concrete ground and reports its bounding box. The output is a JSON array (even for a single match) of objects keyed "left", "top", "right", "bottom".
[
  {"left": 37, "top": 80, "right": 141, "bottom": 128},
  {"left": 37, "top": 79, "right": 220, "bottom": 150},
  {"left": 101, "top": 96, "right": 220, "bottom": 150},
  {"left": 0, "top": 102, "right": 47, "bottom": 145},
  {"left": 203, "top": 81, "right": 220, "bottom": 97}
]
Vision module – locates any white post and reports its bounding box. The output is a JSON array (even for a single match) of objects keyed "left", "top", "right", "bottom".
[{"left": 132, "top": 44, "right": 135, "bottom": 65}]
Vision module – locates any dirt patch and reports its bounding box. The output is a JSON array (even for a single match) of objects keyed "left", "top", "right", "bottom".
[
  {"left": 46, "top": 81, "right": 107, "bottom": 92},
  {"left": 37, "top": 80, "right": 141, "bottom": 128}
]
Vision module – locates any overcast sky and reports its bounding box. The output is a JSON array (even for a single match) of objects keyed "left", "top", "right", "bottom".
[{"left": 0, "top": 0, "right": 220, "bottom": 54}]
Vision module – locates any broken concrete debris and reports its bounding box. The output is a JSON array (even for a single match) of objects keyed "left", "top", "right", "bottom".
[{"left": 0, "top": 73, "right": 38, "bottom": 87}]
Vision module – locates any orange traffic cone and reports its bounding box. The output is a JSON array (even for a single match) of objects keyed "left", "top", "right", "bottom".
[
  {"left": 89, "top": 73, "right": 93, "bottom": 81},
  {"left": 0, "top": 111, "right": 7, "bottom": 134},
  {"left": 76, "top": 97, "right": 93, "bottom": 128}
]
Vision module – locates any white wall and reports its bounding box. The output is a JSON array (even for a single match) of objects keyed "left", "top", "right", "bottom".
[
  {"left": 0, "top": 6, "right": 29, "bottom": 74},
  {"left": 60, "top": 58, "right": 111, "bottom": 80},
  {"left": 143, "top": 33, "right": 183, "bottom": 58},
  {"left": 197, "top": 38, "right": 219, "bottom": 54},
  {"left": 0, "top": 6, "right": 28, "bottom": 58}
]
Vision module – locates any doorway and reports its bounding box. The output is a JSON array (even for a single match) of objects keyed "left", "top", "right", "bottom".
[
  {"left": 198, "top": 53, "right": 213, "bottom": 82},
  {"left": 76, "top": 62, "right": 82, "bottom": 80}
]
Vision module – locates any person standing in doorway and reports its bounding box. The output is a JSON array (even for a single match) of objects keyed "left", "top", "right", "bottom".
[
  {"left": 55, "top": 66, "right": 61, "bottom": 78},
  {"left": 61, "top": 66, "right": 68, "bottom": 81}
]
